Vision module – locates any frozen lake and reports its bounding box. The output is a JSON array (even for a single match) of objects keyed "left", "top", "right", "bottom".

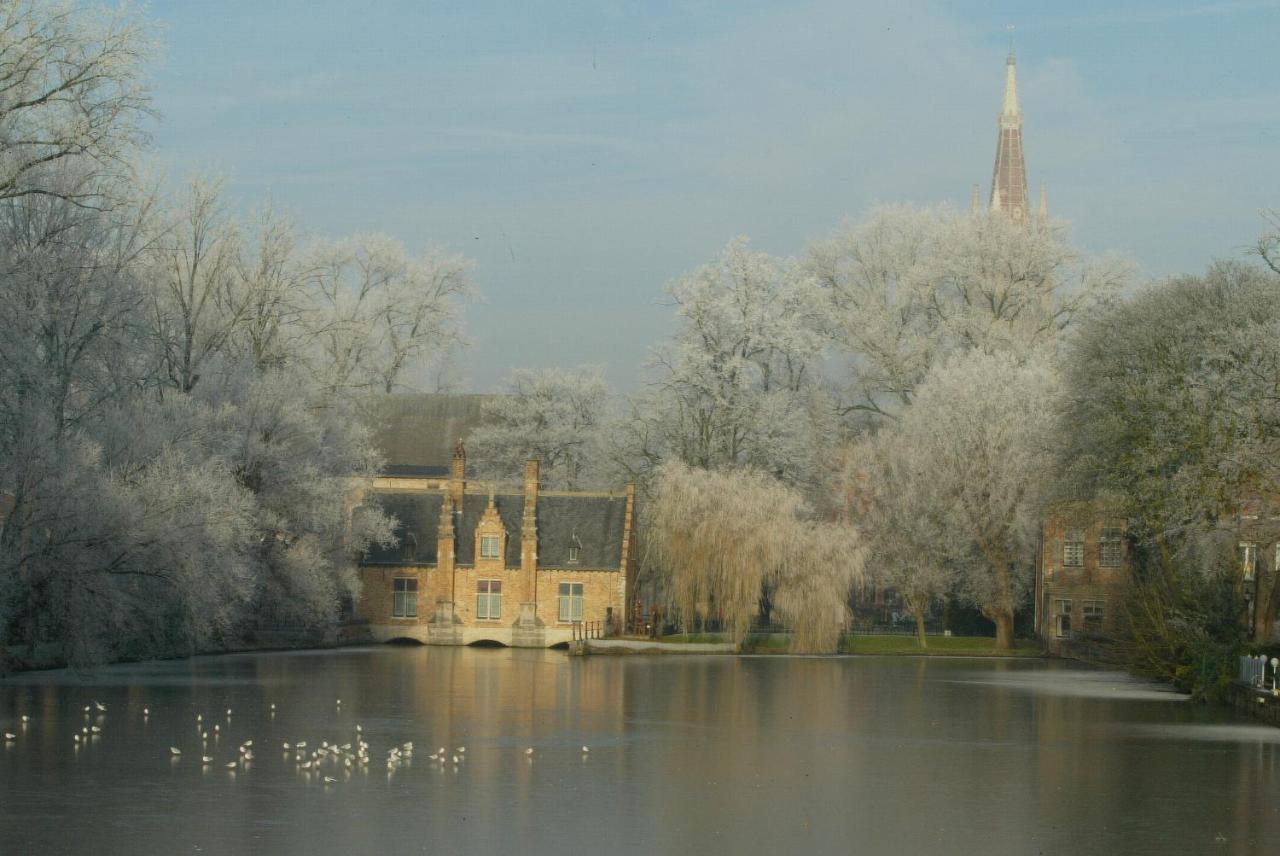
[{"left": 2, "top": 647, "right": 1278, "bottom": 854}]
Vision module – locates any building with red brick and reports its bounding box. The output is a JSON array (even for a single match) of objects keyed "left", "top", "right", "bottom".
[{"left": 1034, "top": 508, "right": 1129, "bottom": 653}]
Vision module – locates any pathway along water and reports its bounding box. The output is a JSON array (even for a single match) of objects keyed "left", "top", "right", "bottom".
[{"left": 1, "top": 646, "right": 1278, "bottom": 854}]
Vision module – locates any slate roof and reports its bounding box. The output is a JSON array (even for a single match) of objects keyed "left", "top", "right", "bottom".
[
  {"left": 370, "top": 394, "right": 494, "bottom": 476},
  {"left": 360, "top": 490, "right": 629, "bottom": 570},
  {"left": 536, "top": 494, "right": 628, "bottom": 569},
  {"left": 362, "top": 492, "right": 443, "bottom": 565}
]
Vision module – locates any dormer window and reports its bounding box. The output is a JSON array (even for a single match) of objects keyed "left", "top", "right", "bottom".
[
  {"left": 568, "top": 530, "right": 582, "bottom": 565},
  {"left": 480, "top": 534, "right": 501, "bottom": 560}
]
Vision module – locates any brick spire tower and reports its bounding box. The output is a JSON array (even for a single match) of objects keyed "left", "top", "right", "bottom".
[{"left": 989, "top": 50, "right": 1029, "bottom": 223}]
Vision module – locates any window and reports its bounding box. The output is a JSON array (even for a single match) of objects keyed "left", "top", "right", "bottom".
[
  {"left": 392, "top": 578, "right": 418, "bottom": 618},
  {"left": 568, "top": 531, "right": 582, "bottom": 565},
  {"left": 480, "top": 534, "right": 501, "bottom": 560},
  {"left": 1241, "top": 542, "right": 1257, "bottom": 582},
  {"left": 1099, "top": 528, "right": 1122, "bottom": 568},
  {"left": 476, "top": 579, "right": 502, "bottom": 620},
  {"left": 558, "top": 582, "right": 584, "bottom": 623},
  {"left": 1082, "top": 600, "right": 1105, "bottom": 632},
  {"left": 1063, "top": 530, "right": 1084, "bottom": 568},
  {"left": 1053, "top": 599, "right": 1072, "bottom": 638}
]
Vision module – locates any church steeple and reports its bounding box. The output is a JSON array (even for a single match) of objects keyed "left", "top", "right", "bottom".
[{"left": 989, "top": 51, "right": 1029, "bottom": 223}]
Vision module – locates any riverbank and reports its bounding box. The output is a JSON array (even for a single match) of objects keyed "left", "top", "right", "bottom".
[{"left": 575, "top": 633, "right": 1045, "bottom": 657}]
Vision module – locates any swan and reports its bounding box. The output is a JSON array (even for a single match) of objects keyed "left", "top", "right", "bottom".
[
  {"left": 202, "top": 756, "right": 213, "bottom": 764},
  {"left": 525, "top": 747, "right": 534, "bottom": 756},
  {"left": 582, "top": 746, "right": 590, "bottom": 753},
  {"left": 283, "top": 742, "right": 291, "bottom": 750},
  {"left": 169, "top": 747, "right": 181, "bottom": 755},
  {"left": 225, "top": 761, "right": 237, "bottom": 769},
  {"left": 20, "top": 715, "right": 29, "bottom": 723},
  {"left": 143, "top": 708, "right": 149, "bottom": 716},
  {"left": 323, "top": 776, "right": 337, "bottom": 784},
  {"left": 94, "top": 701, "right": 106, "bottom": 712},
  {"left": 3, "top": 732, "right": 15, "bottom": 741}
]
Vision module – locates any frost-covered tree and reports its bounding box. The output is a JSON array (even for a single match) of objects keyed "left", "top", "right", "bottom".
[
  {"left": 843, "top": 431, "right": 956, "bottom": 647},
  {"left": 629, "top": 238, "right": 834, "bottom": 493},
  {"left": 468, "top": 365, "right": 612, "bottom": 490},
  {"left": 1060, "top": 260, "right": 1280, "bottom": 644},
  {"left": 147, "top": 178, "right": 242, "bottom": 393},
  {"left": 805, "top": 206, "right": 1126, "bottom": 422},
  {"left": 0, "top": 186, "right": 261, "bottom": 665},
  {"left": 644, "top": 461, "right": 864, "bottom": 653},
  {"left": 304, "top": 235, "right": 471, "bottom": 394},
  {"left": 0, "top": 0, "right": 152, "bottom": 207},
  {"left": 881, "top": 350, "right": 1057, "bottom": 650}
]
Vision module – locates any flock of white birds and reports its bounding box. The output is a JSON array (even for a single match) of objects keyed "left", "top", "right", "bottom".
[{"left": 3, "top": 698, "right": 591, "bottom": 786}]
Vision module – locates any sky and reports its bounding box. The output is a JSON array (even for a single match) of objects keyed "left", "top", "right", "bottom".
[{"left": 144, "top": 0, "right": 1280, "bottom": 391}]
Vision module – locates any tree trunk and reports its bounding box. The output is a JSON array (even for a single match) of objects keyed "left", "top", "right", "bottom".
[
  {"left": 994, "top": 610, "right": 1015, "bottom": 651},
  {"left": 1253, "top": 560, "right": 1280, "bottom": 644},
  {"left": 913, "top": 607, "right": 928, "bottom": 649}
]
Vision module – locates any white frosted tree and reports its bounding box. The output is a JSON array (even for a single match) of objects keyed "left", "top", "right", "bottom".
[
  {"left": 805, "top": 205, "right": 1126, "bottom": 422},
  {"left": 0, "top": 0, "right": 152, "bottom": 206},
  {"left": 147, "top": 178, "right": 242, "bottom": 394},
  {"left": 630, "top": 238, "right": 834, "bottom": 494},
  {"left": 468, "top": 365, "right": 613, "bottom": 490},
  {"left": 843, "top": 430, "right": 956, "bottom": 647},
  {"left": 303, "top": 235, "right": 471, "bottom": 394},
  {"left": 883, "top": 349, "right": 1058, "bottom": 650}
]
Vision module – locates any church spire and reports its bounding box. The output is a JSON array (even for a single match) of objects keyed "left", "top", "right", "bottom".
[{"left": 989, "top": 50, "right": 1029, "bottom": 223}]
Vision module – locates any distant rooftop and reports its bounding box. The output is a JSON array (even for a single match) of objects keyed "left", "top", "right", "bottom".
[{"left": 369, "top": 393, "right": 496, "bottom": 476}]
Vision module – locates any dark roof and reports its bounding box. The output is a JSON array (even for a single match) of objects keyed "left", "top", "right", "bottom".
[
  {"left": 362, "top": 492, "right": 443, "bottom": 565},
  {"left": 361, "top": 489, "right": 630, "bottom": 570},
  {"left": 370, "top": 394, "right": 494, "bottom": 474},
  {"left": 536, "top": 494, "right": 627, "bottom": 569}
]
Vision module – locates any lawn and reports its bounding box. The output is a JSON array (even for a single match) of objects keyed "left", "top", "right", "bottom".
[
  {"left": 653, "top": 631, "right": 1043, "bottom": 656},
  {"left": 843, "top": 634, "right": 1043, "bottom": 656}
]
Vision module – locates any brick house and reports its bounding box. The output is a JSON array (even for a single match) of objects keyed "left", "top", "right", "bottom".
[
  {"left": 352, "top": 395, "right": 637, "bottom": 647},
  {"left": 1034, "top": 507, "right": 1128, "bottom": 654}
]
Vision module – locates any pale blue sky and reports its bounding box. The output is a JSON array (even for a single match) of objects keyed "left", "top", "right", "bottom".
[{"left": 145, "top": 1, "right": 1280, "bottom": 390}]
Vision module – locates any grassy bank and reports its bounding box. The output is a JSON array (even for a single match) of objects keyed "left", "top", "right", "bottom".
[{"left": 655, "top": 632, "right": 1043, "bottom": 656}]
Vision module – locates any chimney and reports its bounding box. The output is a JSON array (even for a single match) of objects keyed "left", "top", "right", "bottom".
[
  {"left": 450, "top": 439, "right": 466, "bottom": 505},
  {"left": 521, "top": 459, "right": 540, "bottom": 602}
]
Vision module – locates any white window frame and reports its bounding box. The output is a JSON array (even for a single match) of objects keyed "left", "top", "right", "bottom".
[
  {"left": 480, "top": 534, "right": 501, "bottom": 560},
  {"left": 1063, "top": 530, "right": 1084, "bottom": 568},
  {"left": 476, "top": 579, "right": 502, "bottom": 620},
  {"left": 558, "top": 582, "right": 584, "bottom": 623},
  {"left": 392, "top": 577, "right": 418, "bottom": 618},
  {"left": 1053, "top": 598, "right": 1072, "bottom": 638},
  {"left": 1082, "top": 600, "right": 1105, "bottom": 631},
  {"left": 1099, "top": 528, "right": 1122, "bottom": 568},
  {"left": 1241, "top": 542, "right": 1257, "bottom": 582}
]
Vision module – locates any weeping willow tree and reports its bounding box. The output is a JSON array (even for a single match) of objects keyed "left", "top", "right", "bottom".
[{"left": 644, "top": 462, "right": 864, "bottom": 653}]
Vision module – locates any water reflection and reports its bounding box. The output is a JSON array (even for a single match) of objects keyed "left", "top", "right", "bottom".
[{"left": 0, "top": 650, "right": 1277, "bottom": 855}]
